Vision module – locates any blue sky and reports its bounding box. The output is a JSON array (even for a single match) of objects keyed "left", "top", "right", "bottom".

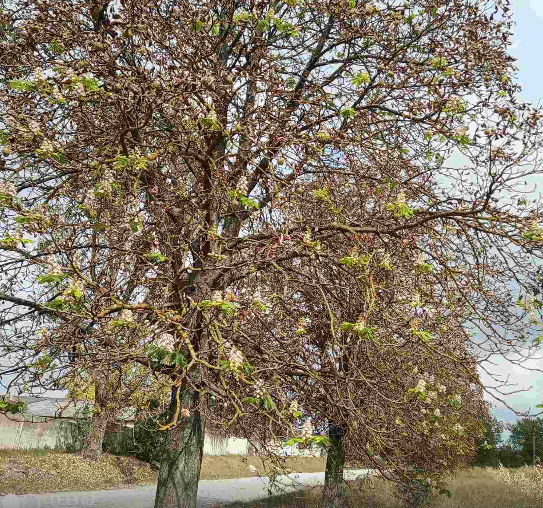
[{"left": 2, "top": 0, "right": 543, "bottom": 448}]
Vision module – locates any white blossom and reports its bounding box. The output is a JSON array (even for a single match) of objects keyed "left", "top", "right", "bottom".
[
  {"left": 39, "top": 140, "right": 57, "bottom": 154},
  {"left": 228, "top": 346, "right": 244, "bottom": 369},
  {"left": 248, "top": 465, "right": 258, "bottom": 474},
  {"left": 453, "top": 423, "right": 464, "bottom": 434},
  {"left": 45, "top": 256, "right": 64, "bottom": 276},
  {"left": 434, "top": 408, "right": 441, "bottom": 417},
  {"left": 415, "top": 252, "right": 425, "bottom": 266},
  {"left": 211, "top": 290, "right": 223, "bottom": 302},
  {"left": 0, "top": 182, "right": 17, "bottom": 197},
  {"left": 156, "top": 333, "right": 175, "bottom": 351},
  {"left": 254, "top": 379, "right": 265, "bottom": 397},
  {"left": 530, "top": 311, "right": 539, "bottom": 324},
  {"left": 237, "top": 175, "right": 248, "bottom": 193},
  {"left": 300, "top": 419, "right": 312, "bottom": 439},
  {"left": 415, "top": 379, "right": 426, "bottom": 393},
  {"left": 120, "top": 309, "right": 134, "bottom": 322},
  {"left": 28, "top": 120, "right": 41, "bottom": 134}
]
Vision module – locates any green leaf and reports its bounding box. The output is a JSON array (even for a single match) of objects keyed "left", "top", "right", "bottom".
[
  {"left": 239, "top": 195, "right": 260, "bottom": 210},
  {"left": 283, "top": 438, "right": 304, "bottom": 446},
  {"left": 263, "top": 396, "right": 275, "bottom": 410},
  {"left": 144, "top": 252, "right": 168, "bottom": 263},
  {"left": 350, "top": 72, "right": 370, "bottom": 88},
  {"left": 9, "top": 79, "right": 34, "bottom": 92},
  {"left": 220, "top": 301, "right": 237, "bottom": 316},
  {"left": 340, "top": 107, "right": 356, "bottom": 120},
  {"left": 14, "top": 216, "right": 35, "bottom": 224},
  {"left": 242, "top": 397, "right": 261, "bottom": 405},
  {"left": 50, "top": 152, "right": 67, "bottom": 164}
]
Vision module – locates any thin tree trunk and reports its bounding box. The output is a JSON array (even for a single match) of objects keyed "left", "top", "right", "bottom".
[
  {"left": 321, "top": 422, "right": 347, "bottom": 508},
  {"left": 79, "top": 379, "right": 110, "bottom": 461},
  {"left": 154, "top": 383, "right": 205, "bottom": 508}
]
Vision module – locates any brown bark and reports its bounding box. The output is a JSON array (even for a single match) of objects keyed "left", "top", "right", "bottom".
[
  {"left": 154, "top": 382, "right": 205, "bottom": 508},
  {"left": 321, "top": 422, "right": 348, "bottom": 508},
  {"left": 78, "top": 379, "right": 110, "bottom": 461},
  {"left": 78, "top": 407, "right": 109, "bottom": 460}
]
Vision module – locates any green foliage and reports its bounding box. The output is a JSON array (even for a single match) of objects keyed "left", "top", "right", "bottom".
[
  {"left": 473, "top": 415, "right": 503, "bottom": 467},
  {"left": 340, "top": 107, "right": 356, "bottom": 120},
  {"left": 37, "top": 273, "right": 68, "bottom": 284},
  {"left": 507, "top": 417, "right": 543, "bottom": 465},
  {"left": 113, "top": 406, "right": 176, "bottom": 467},
  {"left": 54, "top": 403, "right": 94, "bottom": 453},
  {"left": 397, "top": 478, "right": 433, "bottom": 508},
  {"left": 9, "top": 79, "right": 35, "bottom": 92}
]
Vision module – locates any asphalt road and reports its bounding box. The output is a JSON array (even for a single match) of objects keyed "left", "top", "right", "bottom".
[{"left": 0, "top": 469, "right": 374, "bottom": 508}]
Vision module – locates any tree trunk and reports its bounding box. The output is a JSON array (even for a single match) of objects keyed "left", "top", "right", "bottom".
[
  {"left": 321, "top": 422, "right": 347, "bottom": 508},
  {"left": 79, "top": 407, "right": 109, "bottom": 460},
  {"left": 154, "top": 383, "right": 205, "bottom": 508},
  {"left": 79, "top": 379, "right": 110, "bottom": 461}
]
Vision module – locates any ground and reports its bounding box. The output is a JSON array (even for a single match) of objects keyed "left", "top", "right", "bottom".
[{"left": 0, "top": 449, "right": 336, "bottom": 496}]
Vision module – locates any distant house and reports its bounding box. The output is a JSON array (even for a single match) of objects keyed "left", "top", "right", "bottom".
[{"left": 2, "top": 396, "right": 137, "bottom": 429}]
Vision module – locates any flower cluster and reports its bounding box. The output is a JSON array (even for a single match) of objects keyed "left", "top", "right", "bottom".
[
  {"left": 44, "top": 256, "right": 64, "bottom": 276},
  {"left": 300, "top": 419, "right": 312, "bottom": 439},
  {"left": 0, "top": 182, "right": 17, "bottom": 197},
  {"left": 120, "top": 309, "right": 135, "bottom": 322},
  {"left": 95, "top": 170, "right": 116, "bottom": 197},
  {"left": 396, "top": 192, "right": 407, "bottom": 205},
  {"left": 254, "top": 379, "right": 265, "bottom": 397},
  {"left": 228, "top": 346, "right": 244, "bottom": 370},
  {"left": 155, "top": 333, "right": 175, "bottom": 351},
  {"left": 61, "top": 279, "right": 85, "bottom": 301},
  {"left": 236, "top": 175, "right": 248, "bottom": 193}
]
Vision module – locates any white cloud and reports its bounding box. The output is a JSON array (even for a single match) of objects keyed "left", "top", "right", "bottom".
[{"left": 529, "top": 0, "right": 543, "bottom": 19}]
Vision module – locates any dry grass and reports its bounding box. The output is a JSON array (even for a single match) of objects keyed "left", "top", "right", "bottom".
[
  {"left": 218, "top": 467, "right": 543, "bottom": 508},
  {"left": 3, "top": 448, "right": 542, "bottom": 508},
  {"left": 0, "top": 448, "right": 328, "bottom": 496}
]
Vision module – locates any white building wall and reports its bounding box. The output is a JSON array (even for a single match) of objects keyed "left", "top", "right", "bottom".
[{"left": 0, "top": 413, "right": 324, "bottom": 456}]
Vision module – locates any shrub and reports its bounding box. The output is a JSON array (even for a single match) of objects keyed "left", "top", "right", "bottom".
[
  {"left": 397, "top": 478, "right": 433, "bottom": 508},
  {"left": 54, "top": 403, "right": 94, "bottom": 453},
  {"left": 103, "top": 406, "right": 175, "bottom": 468}
]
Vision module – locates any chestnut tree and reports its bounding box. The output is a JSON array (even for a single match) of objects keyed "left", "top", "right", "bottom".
[{"left": 2, "top": 0, "right": 543, "bottom": 507}]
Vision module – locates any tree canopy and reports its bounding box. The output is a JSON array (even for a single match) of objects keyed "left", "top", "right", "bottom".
[{"left": 2, "top": 0, "right": 543, "bottom": 506}]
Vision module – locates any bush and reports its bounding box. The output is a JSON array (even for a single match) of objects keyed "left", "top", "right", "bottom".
[
  {"left": 53, "top": 399, "right": 175, "bottom": 468},
  {"left": 54, "top": 403, "right": 94, "bottom": 453},
  {"left": 103, "top": 405, "right": 175, "bottom": 468},
  {"left": 395, "top": 465, "right": 433, "bottom": 508}
]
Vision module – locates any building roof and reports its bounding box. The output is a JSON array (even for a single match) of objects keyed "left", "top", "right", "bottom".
[{"left": 4, "top": 396, "right": 137, "bottom": 423}]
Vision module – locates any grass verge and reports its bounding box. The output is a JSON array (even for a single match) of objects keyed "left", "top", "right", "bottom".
[
  {"left": 3, "top": 449, "right": 542, "bottom": 508},
  {"left": 0, "top": 448, "right": 329, "bottom": 495},
  {"left": 218, "top": 467, "right": 543, "bottom": 508}
]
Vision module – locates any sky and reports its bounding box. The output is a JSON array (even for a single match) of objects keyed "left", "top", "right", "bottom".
[
  {"left": 468, "top": 0, "right": 543, "bottom": 443},
  {"left": 2, "top": 0, "right": 543, "bottom": 447}
]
